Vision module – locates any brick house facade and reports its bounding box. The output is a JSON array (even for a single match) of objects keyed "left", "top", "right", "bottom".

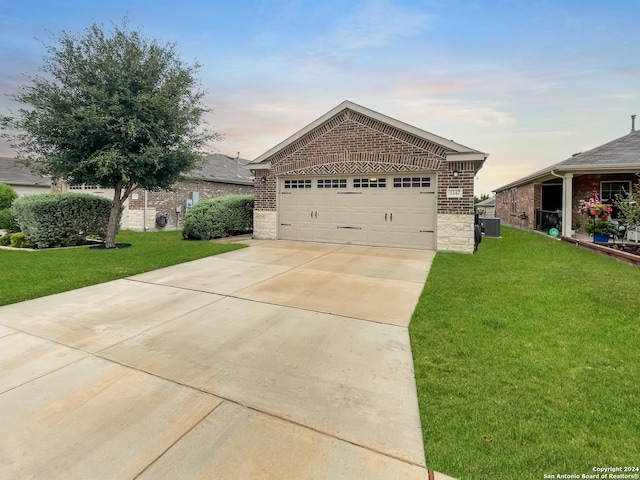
[
  {"left": 127, "top": 178, "right": 253, "bottom": 230},
  {"left": 249, "top": 101, "right": 487, "bottom": 252},
  {"left": 56, "top": 154, "right": 254, "bottom": 231},
  {"left": 126, "top": 154, "right": 253, "bottom": 230},
  {"left": 495, "top": 128, "right": 640, "bottom": 236}
]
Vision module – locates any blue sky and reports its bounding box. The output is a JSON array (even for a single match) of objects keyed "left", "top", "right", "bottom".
[{"left": 1, "top": 0, "right": 638, "bottom": 194}]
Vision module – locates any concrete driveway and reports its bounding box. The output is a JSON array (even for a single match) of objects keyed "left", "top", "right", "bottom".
[{"left": 0, "top": 240, "right": 453, "bottom": 479}]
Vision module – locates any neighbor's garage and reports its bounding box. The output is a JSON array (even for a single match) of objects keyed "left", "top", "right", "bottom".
[
  {"left": 279, "top": 175, "right": 436, "bottom": 249},
  {"left": 249, "top": 101, "right": 488, "bottom": 253}
]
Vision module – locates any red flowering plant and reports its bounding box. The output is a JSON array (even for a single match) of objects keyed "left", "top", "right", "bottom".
[{"left": 578, "top": 191, "right": 614, "bottom": 236}]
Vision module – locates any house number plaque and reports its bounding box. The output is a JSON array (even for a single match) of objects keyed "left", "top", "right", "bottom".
[{"left": 446, "top": 188, "right": 463, "bottom": 198}]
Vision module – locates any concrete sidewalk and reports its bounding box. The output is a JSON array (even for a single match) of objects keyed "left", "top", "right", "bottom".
[{"left": 0, "top": 240, "right": 455, "bottom": 479}]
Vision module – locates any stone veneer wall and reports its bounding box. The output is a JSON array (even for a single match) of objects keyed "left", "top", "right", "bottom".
[
  {"left": 437, "top": 214, "right": 475, "bottom": 253},
  {"left": 251, "top": 108, "right": 478, "bottom": 250},
  {"left": 253, "top": 210, "right": 277, "bottom": 240},
  {"left": 127, "top": 208, "right": 157, "bottom": 231}
]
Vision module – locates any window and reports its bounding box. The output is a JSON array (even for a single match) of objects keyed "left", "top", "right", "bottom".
[
  {"left": 601, "top": 180, "right": 631, "bottom": 219},
  {"left": 509, "top": 189, "right": 517, "bottom": 215},
  {"left": 393, "top": 177, "right": 431, "bottom": 188},
  {"left": 353, "top": 178, "right": 386, "bottom": 188},
  {"left": 601, "top": 181, "right": 631, "bottom": 203},
  {"left": 284, "top": 179, "right": 311, "bottom": 189},
  {"left": 317, "top": 179, "right": 347, "bottom": 189}
]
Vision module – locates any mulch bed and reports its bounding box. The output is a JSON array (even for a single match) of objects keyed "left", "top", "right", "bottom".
[{"left": 601, "top": 243, "right": 640, "bottom": 256}]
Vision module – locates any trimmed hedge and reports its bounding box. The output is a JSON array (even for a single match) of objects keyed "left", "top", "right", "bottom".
[
  {"left": 182, "top": 194, "right": 254, "bottom": 240},
  {"left": 11, "top": 193, "right": 114, "bottom": 248}
]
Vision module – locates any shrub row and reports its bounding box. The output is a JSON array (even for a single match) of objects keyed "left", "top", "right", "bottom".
[
  {"left": 182, "top": 195, "right": 254, "bottom": 240},
  {"left": 11, "top": 193, "right": 114, "bottom": 248}
]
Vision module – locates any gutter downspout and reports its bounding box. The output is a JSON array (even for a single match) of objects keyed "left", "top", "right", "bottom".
[{"left": 551, "top": 170, "right": 573, "bottom": 237}]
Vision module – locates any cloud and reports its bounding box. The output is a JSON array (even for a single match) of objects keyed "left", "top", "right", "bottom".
[{"left": 330, "top": 0, "right": 432, "bottom": 50}]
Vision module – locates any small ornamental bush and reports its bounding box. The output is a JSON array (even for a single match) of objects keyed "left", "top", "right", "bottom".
[
  {"left": 182, "top": 195, "right": 254, "bottom": 240},
  {"left": 11, "top": 193, "right": 114, "bottom": 248},
  {"left": 10, "top": 232, "right": 33, "bottom": 248}
]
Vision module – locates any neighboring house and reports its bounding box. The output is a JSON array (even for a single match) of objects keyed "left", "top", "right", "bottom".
[
  {"left": 494, "top": 124, "right": 640, "bottom": 237},
  {"left": 475, "top": 197, "right": 496, "bottom": 217},
  {"left": 56, "top": 153, "right": 253, "bottom": 231},
  {"left": 0, "top": 157, "right": 51, "bottom": 196},
  {"left": 126, "top": 153, "right": 253, "bottom": 230},
  {"left": 248, "top": 100, "right": 488, "bottom": 253}
]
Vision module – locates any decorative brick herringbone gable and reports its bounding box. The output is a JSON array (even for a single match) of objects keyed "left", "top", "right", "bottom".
[
  {"left": 269, "top": 111, "right": 447, "bottom": 177},
  {"left": 273, "top": 153, "right": 441, "bottom": 176}
]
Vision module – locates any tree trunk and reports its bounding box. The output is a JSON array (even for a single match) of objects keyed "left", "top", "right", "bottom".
[{"left": 105, "top": 183, "right": 123, "bottom": 248}]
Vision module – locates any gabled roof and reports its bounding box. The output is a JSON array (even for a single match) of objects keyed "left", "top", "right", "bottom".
[
  {"left": 0, "top": 155, "right": 252, "bottom": 188},
  {"left": 495, "top": 129, "right": 640, "bottom": 192},
  {"left": 185, "top": 153, "right": 253, "bottom": 185},
  {"left": 250, "top": 100, "right": 488, "bottom": 168},
  {"left": 0, "top": 157, "right": 52, "bottom": 187},
  {"left": 475, "top": 197, "right": 495, "bottom": 208}
]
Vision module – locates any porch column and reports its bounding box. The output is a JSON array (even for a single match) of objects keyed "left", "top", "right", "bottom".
[{"left": 562, "top": 173, "right": 573, "bottom": 236}]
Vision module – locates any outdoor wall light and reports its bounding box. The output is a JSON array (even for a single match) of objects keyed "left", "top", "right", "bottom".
[
  {"left": 260, "top": 176, "right": 267, "bottom": 183},
  {"left": 452, "top": 170, "right": 460, "bottom": 178}
]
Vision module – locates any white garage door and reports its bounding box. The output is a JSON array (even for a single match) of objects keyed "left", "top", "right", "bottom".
[{"left": 279, "top": 174, "right": 436, "bottom": 249}]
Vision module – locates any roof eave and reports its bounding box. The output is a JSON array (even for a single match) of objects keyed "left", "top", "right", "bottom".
[
  {"left": 3, "top": 181, "right": 52, "bottom": 187},
  {"left": 446, "top": 151, "right": 489, "bottom": 173},
  {"left": 245, "top": 162, "right": 270, "bottom": 171},
  {"left": 494, "top": 164, "right": 640, "bottom": 192}
]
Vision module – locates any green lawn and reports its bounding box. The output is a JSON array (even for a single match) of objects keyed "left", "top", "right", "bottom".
[
  {"left": 0, "top": 229, "right": 244, "bottom": 306},
  {"left": 410, "top": 227, "right": 640, "bottom": 480}
]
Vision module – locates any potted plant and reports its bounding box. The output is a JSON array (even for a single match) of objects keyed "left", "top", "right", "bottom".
[
  {"left": 578, "top": 191, "right": 614, "bottom": 243},
  {"left": 584, "top": 218, "right": 614, "bottom": 242}
]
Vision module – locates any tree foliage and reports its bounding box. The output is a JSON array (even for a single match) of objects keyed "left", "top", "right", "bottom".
[
  {"left": 474, "top": 193, "right": 490, "bottom": 204},
  {"left": 1, "top": 20, "right": 219, "bottom": 247}
]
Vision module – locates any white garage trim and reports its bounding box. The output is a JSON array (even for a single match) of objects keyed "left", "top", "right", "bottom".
[{"left": 278, "top": 174, "right": 436, "bottom": 250}]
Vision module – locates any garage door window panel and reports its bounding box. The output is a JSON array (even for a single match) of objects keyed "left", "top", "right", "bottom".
[
  {"left": 284, "top": 179, "right": 312, "bottom": 189},
  {"left": 317, "top": 179, "right": 347, "bottom": 189},
  {"left": 353, "top": 178, "right": 387, "bottom": 188},
  {"left": 393, "top": 177, "right": 431, "bottom": 188}
]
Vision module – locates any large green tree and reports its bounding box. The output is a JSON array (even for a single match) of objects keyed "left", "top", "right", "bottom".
[{"left": 1, "top": 21, "right": 218, "bottom": 247}]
